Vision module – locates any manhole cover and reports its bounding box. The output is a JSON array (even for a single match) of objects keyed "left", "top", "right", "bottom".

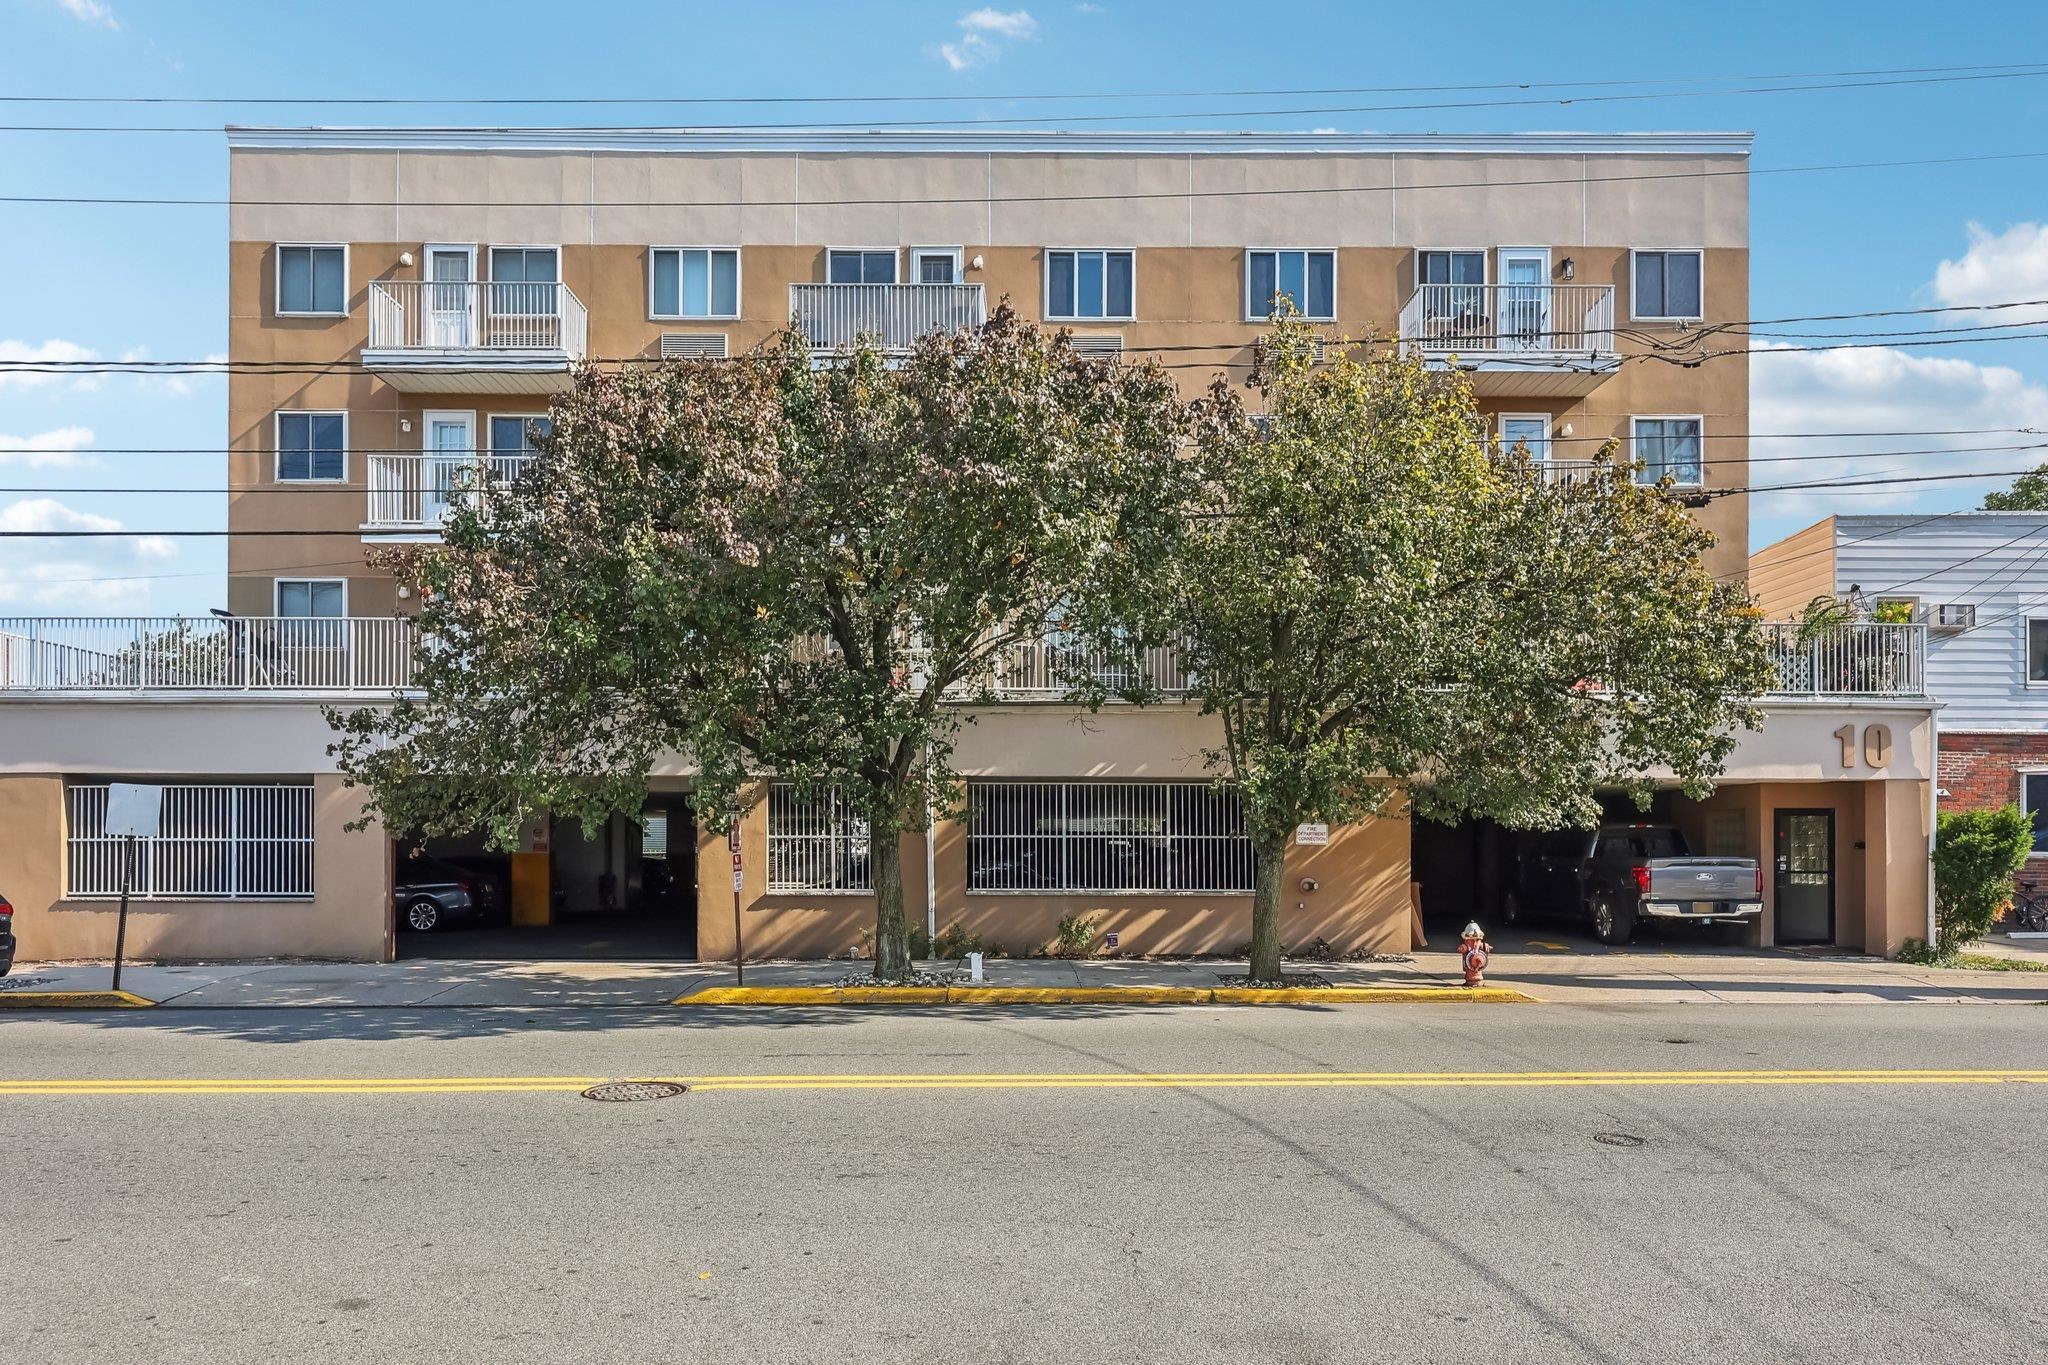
[
  {"left": 581, "top": 1080, "right": 688, "bottom": 1103},
  {"left": 1593, "top": 1132, "right": 1646, "bottom": 1148}
]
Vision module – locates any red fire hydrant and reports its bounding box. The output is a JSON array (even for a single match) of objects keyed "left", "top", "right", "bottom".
[{"left": 1459, "top": 920, "right": 1491, "bottom": 986}]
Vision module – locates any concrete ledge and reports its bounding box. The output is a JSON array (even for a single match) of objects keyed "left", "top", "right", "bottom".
[
  {"left": 675, "top": 984, "right": 1532, "bottom": 1007},
  {"left": 0, "top": 990, "right": 156, "bottom": 1010}
]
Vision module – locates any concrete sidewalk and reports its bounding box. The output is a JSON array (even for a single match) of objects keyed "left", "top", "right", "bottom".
[{"left": 3, "top": 942, "right": 2045, "bottom": 1007}]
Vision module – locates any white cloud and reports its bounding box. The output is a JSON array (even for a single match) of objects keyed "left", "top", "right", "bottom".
[
  {"left": 0, "top": 497, "right": 180, "bottom": 611},
  {"left": 1931, "top": 222, "right": 2048, "bottom": 323},
  {"left": 0, "top": 426, "right": 96, "bottom": 468},
  {"left": 932, "top": 8, "right": 1036, "bottom": 69},
  {"left": 1750, "top": 341, "right": 2048, "bottom": 539},
  {"left": 0, "top": 338, "right": 99, "bottom": 390},
  {"left": 55, "top": 0, "right": 120, "bottom": 29}
]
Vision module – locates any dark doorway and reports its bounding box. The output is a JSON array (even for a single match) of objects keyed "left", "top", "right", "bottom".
[{"left": 1773, "top": 809, "right": 1835, "bottom": 945}]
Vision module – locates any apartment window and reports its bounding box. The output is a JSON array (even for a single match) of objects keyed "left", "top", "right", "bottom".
[
  {"left": 1633, "top": 417, "right": 1704, "bottom": 486},
  {"left": 276, "top": 244, "right": 345, "bottom": 315},
  {"left": 1045, "top": 249, "right": 1135, "bottom": 320},
  {"left": 2028, "top": 618, "right": 2048, "bottom": 684},
  {"left": 1417, "top": 251, "right": 1485, "bottom": 287},
  {"left": 1633, "top": 250, "right": 1704, "bottom": 321},
  {"left": 276, "top": 578, "right": 345, "bottom": 619},
  {"left": 967, "top": 781, "right": 1254, "bottom": 893},
  {"left": 275, "top": 411, "right": 345, "bottom": 482},
  {"left": 911, "top": 247, "right": 963, "bottom": 284},
  {"left": 651, "top": 247, "right": 740, "bottom": 319},
  {"left": 490, "top": 247, "right": 558, "bottom": 284},
  {"left": 2026, "top": 773, "right": 2048, "bottom": 853},
  {"left": 827, "top": 249, "right": 898, "bottom": 285},
  {"left": 1500, "top": 414, "right": 1550, "bottom": 463},
  {"left": 766, "top": 784, "right": 872, "bottom": 893},
  {"left": 67, "top": 782, "right": 315, "bottom": 900},
  {"left": 488, "top": 415, "right": 550, "bottom": 458},
  {"left": 1246, "top": 250, "right": 1335, "bottom": 320}
]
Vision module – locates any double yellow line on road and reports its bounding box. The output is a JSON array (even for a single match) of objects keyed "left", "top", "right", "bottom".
[{"left": 1, "top": 1068, "right": 2045, "bottom": 1097}]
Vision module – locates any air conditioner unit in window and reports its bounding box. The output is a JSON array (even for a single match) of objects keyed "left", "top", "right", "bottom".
[{"left": 1932, "top": 603, "right": 1975, "bottom": 631}]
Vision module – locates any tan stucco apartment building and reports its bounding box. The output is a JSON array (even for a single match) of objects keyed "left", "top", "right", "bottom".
[{"left": 0, "top": 129, "right": 1939, "bottom": 965}]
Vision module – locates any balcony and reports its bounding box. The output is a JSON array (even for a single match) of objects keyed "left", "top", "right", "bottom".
[
  {"left": 1398, "top": 283, "right": 1620, "bottom": 398},
  {"left": 0, "top": 617, "right": 419, "bottom": 695},
  {"left": 1760, "top": 622, "right": 1925, "bottom": 699},
  {"left": 991, "top": 638, "right": 1192, "bottom": 699},
  {"left": 789, "top": 282, "right": 987, "bottom": 354},
  {"left": 364, "top": 281, "right": 588, "bottom": 393},
  {"left": 364, "top": 452, "right": 532, "bottom": 538}
]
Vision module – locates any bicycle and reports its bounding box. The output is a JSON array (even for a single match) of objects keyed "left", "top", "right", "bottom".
[{"left": 2008, "top": 880, "right": 2048, "bottom": 934}]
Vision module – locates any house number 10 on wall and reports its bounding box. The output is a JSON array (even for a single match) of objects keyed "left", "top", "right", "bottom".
[{"left": 1833, "top": 723, "right": 1892, "bottom": 770}]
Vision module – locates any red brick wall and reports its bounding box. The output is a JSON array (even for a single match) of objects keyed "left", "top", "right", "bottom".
[{"left": 1938, "top": 731, "right": 2048, "bottom": 814}]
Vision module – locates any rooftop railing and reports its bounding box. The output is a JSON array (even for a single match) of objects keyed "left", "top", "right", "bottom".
[
  {"left": 1759, "top": 621, "right": 1925, "bottom": 698},
  {"left": 0, "top": 616, "right": 418, "bottom": 693}
]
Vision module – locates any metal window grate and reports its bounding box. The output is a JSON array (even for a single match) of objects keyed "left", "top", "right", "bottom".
[
  {"left": 1067, "top": 334, "right": 1125, "bottom": 356},
  {"left": 766, "top": 784, "right": 873, "bottom": 892},
  {"left": 967, "top": 781, "right": 1253, "bottom": 893},
  {"left": 659, "top": 333, "right": 729, "bottom": 360},
  {"left": 66, "top": 783, "right": 315, "bottom": 900}
]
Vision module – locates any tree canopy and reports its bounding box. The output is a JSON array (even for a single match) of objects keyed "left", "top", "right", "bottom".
[
  {"left": 330, "top": 306, "right": 1187, "bottom": 978},
  {"left": 1119, "top": 318, "right": 1773, "bottom": 980},
  {"left": 1983, "top": 463, "right": 2048, "bottom": 510}
]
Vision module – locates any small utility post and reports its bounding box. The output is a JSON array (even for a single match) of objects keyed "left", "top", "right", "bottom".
[
  {"left": 103, "top": 783, "right": 164, "bottom": 996},
  {"left": 728, "top": 822, "right": 745, "bottom": 986}
]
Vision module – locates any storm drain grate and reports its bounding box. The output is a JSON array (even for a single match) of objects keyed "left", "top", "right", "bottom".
[
  {"left": 1593, "top": 1132, "right": 1647, "bottom": 1148},
  {"left": 582, "top": 1080, "right": 688, "bottom": 1103}
]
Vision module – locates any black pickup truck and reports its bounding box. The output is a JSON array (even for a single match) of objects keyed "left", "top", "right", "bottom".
[{"left": 1505, "top": 823, "right": 1763, "bottom": 945}]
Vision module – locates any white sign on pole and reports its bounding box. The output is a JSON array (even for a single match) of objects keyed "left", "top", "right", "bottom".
[
  {"left": 1295, "top": 822, "right": 1330, "bottom": 846},
  {"left": 105, "top": 783, "right": 165, "bottom": 839}
]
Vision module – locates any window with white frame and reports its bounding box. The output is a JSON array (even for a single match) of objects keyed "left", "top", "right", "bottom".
[
  {"left": 1633, "top": 250, "right": 1704, "bottom": 321},
  {"left": 767, "top": 784, "right": 873, "bottom": 892},
  {"left": 2027, "top": 618, "right": 2048, "bottom": 684},
  {"left": 2025, "top": 773, "right": 2048, "bottom": 853},
  {"left": 276, "top": 578, "right": 344, "bottom": 618},
  {"left": 276, "top": 411, "right": 345, "bottom": 482},
  {"left": 67, "top": 782, "right": 315, "bottom": 900},
  {"left": 651, "top": 247, "right": 740, "bottom": 318},
  {"left": 1417, "top": 250, "right": 1485, "bottom": 287},
  {"left": 827, "top": 249, "right": 898, "bottom": 285},
  {"left": 1499, "top": 414, "right": 1550, "bottom": 463},
  {"left": 967, "top": 781, "right": 1254, "bottom": 893},
  {"left": 276, "top": 244, "right": 346, "bottom": 315},
  {"left": 1246, "top": 250, "right": 1335, "bottom": 320},
  {"left": 1045, "top": 249, "right": 1135, "bottom": 320},
  {"left": 1632, "top": 417, "right": 1704, "bottom": 486},
  {"left": 910, "top": 247, "right": 962, "bottom": 284}
]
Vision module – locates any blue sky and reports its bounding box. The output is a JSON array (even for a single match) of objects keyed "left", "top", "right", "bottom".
[{"left": 5, "top": 0, "right": 2048, "bottom": 614}]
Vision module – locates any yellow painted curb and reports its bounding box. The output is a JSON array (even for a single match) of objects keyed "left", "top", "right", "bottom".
[
  {"left": 674, "top": 984, "right": 1533, "bottom": 1007},
  {"left": 0, "top": 990, "right": 155, "bottom": 1010}
]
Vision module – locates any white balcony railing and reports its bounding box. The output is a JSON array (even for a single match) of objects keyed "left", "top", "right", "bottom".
[
  {"left": 1399, "top": 283, "right": 1616, "bottom": 357},
  {"left": 789, "top": 282, "right": 987, "bottom": 352},
  {"left": 366, "top": 453, "right": 533, "bottom": 530},
  {"left": 0, "top": 617, "right": 419, "bottom": 693},
  {"left": 1760, "top": 622, "right": 1925, "bottom": 698},
  {"left": 366, "top": 281, "right": 588, "bottom": 357},
  {"left": 992, "top": 638, "right": 1192, "bottom": 698}
]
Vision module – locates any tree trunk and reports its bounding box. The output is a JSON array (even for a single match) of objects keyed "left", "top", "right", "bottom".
[
  {"left": 871, "top": 831, "right": 913, "bottom": 982},
  {"left": 1248, "top": 830, "right": 1289, "bottom": 982}
]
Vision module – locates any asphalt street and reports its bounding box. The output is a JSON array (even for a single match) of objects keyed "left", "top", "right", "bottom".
[{"left": 1, "top": 1002, "right": 2043, "bottom": 1364}]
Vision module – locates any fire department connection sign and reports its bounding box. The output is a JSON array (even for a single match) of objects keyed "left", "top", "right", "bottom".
[{"left": 1295, "top": 822, "right": 1329, "bottom": 846}]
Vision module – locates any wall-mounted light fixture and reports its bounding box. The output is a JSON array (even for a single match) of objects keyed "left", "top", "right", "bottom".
[
  {"left": 398, "top": 251, "right": 415, "bottom": 268},
  {"left": 969, "top": 254, "right": 985, "bottom": 272},
  {"left": 1558, "top": 257, "right": 1576, "bottom": 281}
]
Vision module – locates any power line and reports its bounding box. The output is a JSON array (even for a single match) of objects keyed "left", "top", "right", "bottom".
[
  {"left": 12, "top": 66, "right": 2048, "bottom": 135},
  {"left": 9, "top": 61, "right": 2039, "bottom": 106},
  {"left": 12, "top": 147, "right": 2048, "bottom": 210}
]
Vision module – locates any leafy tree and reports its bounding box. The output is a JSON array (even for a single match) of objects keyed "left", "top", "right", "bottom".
[
  {"left": 1132, "top": 317, "right": 1774, "bottom": 981},
  {"left": 330, "top": 306, "right": 1187, "bottom": 980},
  {"left": 1983, "top": 464, "right": 2048, "bottom": 511},
  {"left": 1930, "top": 804, "right": 2033, "bottom": 955}
]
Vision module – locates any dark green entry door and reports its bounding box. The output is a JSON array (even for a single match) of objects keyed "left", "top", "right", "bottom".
[{"left": 1773, "top": 809, "right": 1834, "bottom": 945}]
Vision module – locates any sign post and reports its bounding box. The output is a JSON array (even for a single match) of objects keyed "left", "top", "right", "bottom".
[
  {"left": 104, "top": 783, "right": 164, "bottom": 995},
  {"left": 728, "top": 823, "right": 745, "bottom": 986}
]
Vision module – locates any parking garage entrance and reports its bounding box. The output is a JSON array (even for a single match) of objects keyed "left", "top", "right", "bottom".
[{"left": 395, "top": 797, "right": 697, "bottom": 960}]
